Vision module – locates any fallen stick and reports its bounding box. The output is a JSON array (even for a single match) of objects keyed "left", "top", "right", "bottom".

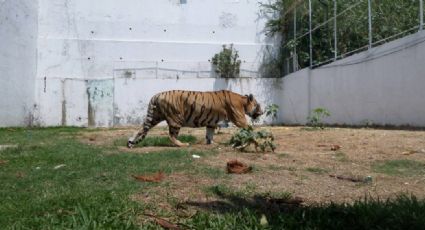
[{"left": 329, "top": 174, "right": 364, "bottom": 182}]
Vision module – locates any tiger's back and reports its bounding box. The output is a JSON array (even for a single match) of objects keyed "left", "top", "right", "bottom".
[{"left": 155, "top": 90, "right": 232, "bottom": 128}]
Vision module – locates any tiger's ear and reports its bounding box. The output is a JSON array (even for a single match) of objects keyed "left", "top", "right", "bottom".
[{"left": 247, "top": 94, "right": 254, "bottom": 102}]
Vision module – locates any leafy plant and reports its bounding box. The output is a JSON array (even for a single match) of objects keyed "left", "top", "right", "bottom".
[
  {"left": 307, "top": 107, "right": 331, "bottom": 129},
  {"left": 212, "top": 44, "right": 242, "bottom": 78},
  {"left": 265, "top": 104, "right": 280, "bottom": 120},
  {"left": 229, "top": 126, "right": 276, "bottom": 152}
]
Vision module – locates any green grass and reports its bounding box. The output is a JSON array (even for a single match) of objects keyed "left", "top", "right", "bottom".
[
  {"left": 373, "top": 159, "right": 425, "bottom": 177},
  {"left": 306, "top": 167, "right": 329, "bottom": 174},
  {"left": 114, "top": 135, "right": 197, "bottom": 147},
  {"left": 0, "top": 127, "right": 199, "bottom": 229},
  {"left": 195, "top": 185, "right": 425, "bottom": 229},
  {"left": 334, "top": 151, "right": 349, "bottom": 162}
]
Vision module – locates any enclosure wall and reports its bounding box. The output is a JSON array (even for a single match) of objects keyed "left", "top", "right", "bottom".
[
  {"left": 281, "top": 31, "right": 425, "bottom": 127},
  {"left": 0, "top": 0, "right": 38, "bottom": 126},
  {"left": 33, "top": 0, "right": 275, "bottom": 127}
]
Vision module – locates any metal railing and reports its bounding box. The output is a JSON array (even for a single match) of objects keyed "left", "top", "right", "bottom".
[{"left": 282, "top": 0, "right": 424, "bottom": 75}]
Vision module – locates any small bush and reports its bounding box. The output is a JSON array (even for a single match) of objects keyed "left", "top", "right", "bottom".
[
  {"left": 212, "top": 44, "right": 241, "bottom": 78},
  {"left": 229, "top": 126, "right": 276, "bottom": 152},
  {"left": 307, "top": 107, "right": 331, "bottom": 129},
  {"left": 265, "top": 104, "right": 279, "bottom": 121}
]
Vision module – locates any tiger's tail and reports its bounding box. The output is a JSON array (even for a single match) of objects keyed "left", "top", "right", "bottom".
[{"left": 127, "top": 94, "right": 162, "bottom": 148}]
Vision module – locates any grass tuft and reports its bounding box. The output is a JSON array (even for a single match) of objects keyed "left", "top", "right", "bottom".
[
  {"left": 306, "top": 167, "right": 329, "bottom": 174},
  {"left": 373, "top": 159, "right": 425, "bottom": 177}
]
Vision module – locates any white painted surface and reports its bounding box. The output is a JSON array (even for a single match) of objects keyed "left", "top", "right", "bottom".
[
  {"left": 33, "top": 0, "right": 275, "bottom": 127},
  {"left": 2, "top": 0, "right": 425, "bottom": 128},
  {"left": 0, "top": 0, "right": 38, "bottom": 126},
  {"left": 281, "top": 31, "right": 425, "bottom": 127}
]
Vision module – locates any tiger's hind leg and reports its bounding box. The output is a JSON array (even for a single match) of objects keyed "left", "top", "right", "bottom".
[
  {"left": 168, "top": 126, "right": 189, "bottom": 147},
  {"left": 128, "top": 115, "right": 163, "bottom": 148},
  {"left": 206, "top": 126, "right": 216, "bottom": 144}
]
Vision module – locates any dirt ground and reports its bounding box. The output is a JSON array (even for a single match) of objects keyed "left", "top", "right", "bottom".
[{"left": 80, "top": 126, "right": 425, "bottom": 210}]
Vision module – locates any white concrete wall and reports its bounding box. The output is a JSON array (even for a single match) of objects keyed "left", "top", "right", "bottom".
[
  {"left": 2, "top": 0, "right": 424, "bottom": 128},
  {"left": 0, "top": 0, "right": 38, "bottom": 127},
  {"left": 34, "top": 0, "right": 275, "bottom": 127},
  {"left": 281, "top": 31, "right": 425, "bottom": 127}
]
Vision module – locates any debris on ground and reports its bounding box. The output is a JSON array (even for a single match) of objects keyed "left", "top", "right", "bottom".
[
  {"left": 331, "top": 145, "right": 341, "bottom": 151},
  {"left": 53, "top": 164, "right": 66, "bottom": 170},
  {"left": 226, "top": 160, "right": 252, "bottom": 174},
  {"left": 402, "top": 150, "right": 418, "bottom": 155},
  {"left": 317, "top": 144, "right": 341, "bottom": 151},
  {"left": 132, "top": 172, "right": 164, "bottom": 182},
  {"left": 0, "top": 144, "right": 18, "bottom": 151},
  {"left": 143, "top": 213, "right": 181, "bottom": 230},
  {"left": 0, "top": 160, "right": 9, "bottom": 165},
  {"left": 15, "top": 172, "right": 25, "bottom": 178},
  {"left": 192, "top": 154, "right": 201, "bottom": 159},
  {"left": 329, "top": 174, "right": 370, "bottom": 183},
  {"left": 260, "top": 214, "right": 268, "bottom": 226}
]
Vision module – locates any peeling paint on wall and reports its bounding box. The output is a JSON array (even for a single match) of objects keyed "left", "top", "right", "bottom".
[{"left": 86, "top": 80, "right": 114, "bottom": 127}]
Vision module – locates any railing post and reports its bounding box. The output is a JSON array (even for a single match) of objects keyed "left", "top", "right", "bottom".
[
  {"left": 334, "top": 0, "right": 337, "bottom": 60},
  {"left": 293, "top": 6, "right": 297, "bottom": 71},
  {"left": 420, "top": 0, "right": 424, "bottom": 31},
  {"left": 309, "top": 0, "right": 313, "bottom": 68},
  {"left": 368, "top": 0, "right": 372, "bottom": 49}
]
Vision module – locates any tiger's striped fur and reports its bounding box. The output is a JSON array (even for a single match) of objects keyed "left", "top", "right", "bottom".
[{"left": 127, "top": 90, "right": 263, "bottom": 148}]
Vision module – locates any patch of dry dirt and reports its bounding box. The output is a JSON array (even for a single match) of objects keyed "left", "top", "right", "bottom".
[{"left": 79, "top": 126, "right": 425, "bottom": 207}]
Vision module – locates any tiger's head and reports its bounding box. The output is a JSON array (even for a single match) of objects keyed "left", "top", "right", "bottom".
[{"left": 244, "top": 94, "right": 263, "bottom": 120}]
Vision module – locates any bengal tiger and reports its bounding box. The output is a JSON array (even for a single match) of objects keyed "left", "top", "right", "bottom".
[{"left": 127, "top": 90, "right": 263, "bottom": 148}]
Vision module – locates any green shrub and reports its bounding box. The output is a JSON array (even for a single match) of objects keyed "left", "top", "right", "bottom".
[
  {"left": 229, "top": 126, "right": 276, "bottom": 152},
  {"left": 307, "top": 107, "right": 331, "bottom": 129},
  {"left": 212, "top": 44, "right": 241, "bottom": 78}
]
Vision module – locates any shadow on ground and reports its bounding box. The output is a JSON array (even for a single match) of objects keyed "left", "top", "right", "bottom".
[{"left": 182, "top": 188, "right": 425, "bottom": 229}]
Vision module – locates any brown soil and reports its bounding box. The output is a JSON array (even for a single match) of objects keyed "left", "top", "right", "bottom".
[{"left": 79, "top": 126, "right": 425, "bottom": 209}]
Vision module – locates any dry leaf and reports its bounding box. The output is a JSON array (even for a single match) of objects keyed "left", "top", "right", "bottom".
[
  {"left": 227, "top": 160, "right": 252, "bottom": 174},
  {"left": 144, "top": 213, "right": 180, "bottom": 230},
  {"left": 132, "top": 172, "right": 164, "bottom": 182}
]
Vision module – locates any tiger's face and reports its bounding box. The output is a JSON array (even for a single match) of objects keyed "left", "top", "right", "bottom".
[{"left": 245, "top": 94, "right": 263, "bottom": 120}]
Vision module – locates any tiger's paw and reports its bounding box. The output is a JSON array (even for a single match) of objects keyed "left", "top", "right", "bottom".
[{"left": 127, "top": 140, "right": 135, "bottom": 148}]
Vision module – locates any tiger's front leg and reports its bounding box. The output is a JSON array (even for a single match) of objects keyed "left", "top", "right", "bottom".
[
  {"left": 206, "top": 126, "right": 215, "bottom": 144},
  {"left": 168, "top": 126, "right": 189, "bottom": 147}
]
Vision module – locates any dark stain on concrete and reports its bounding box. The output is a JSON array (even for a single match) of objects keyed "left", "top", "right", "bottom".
[
  {"left": 87, "top": 88, "right": 95, "bottom": 127},
  {"left": 61, "top": 100, "right": 67, "bottom": 126}
]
